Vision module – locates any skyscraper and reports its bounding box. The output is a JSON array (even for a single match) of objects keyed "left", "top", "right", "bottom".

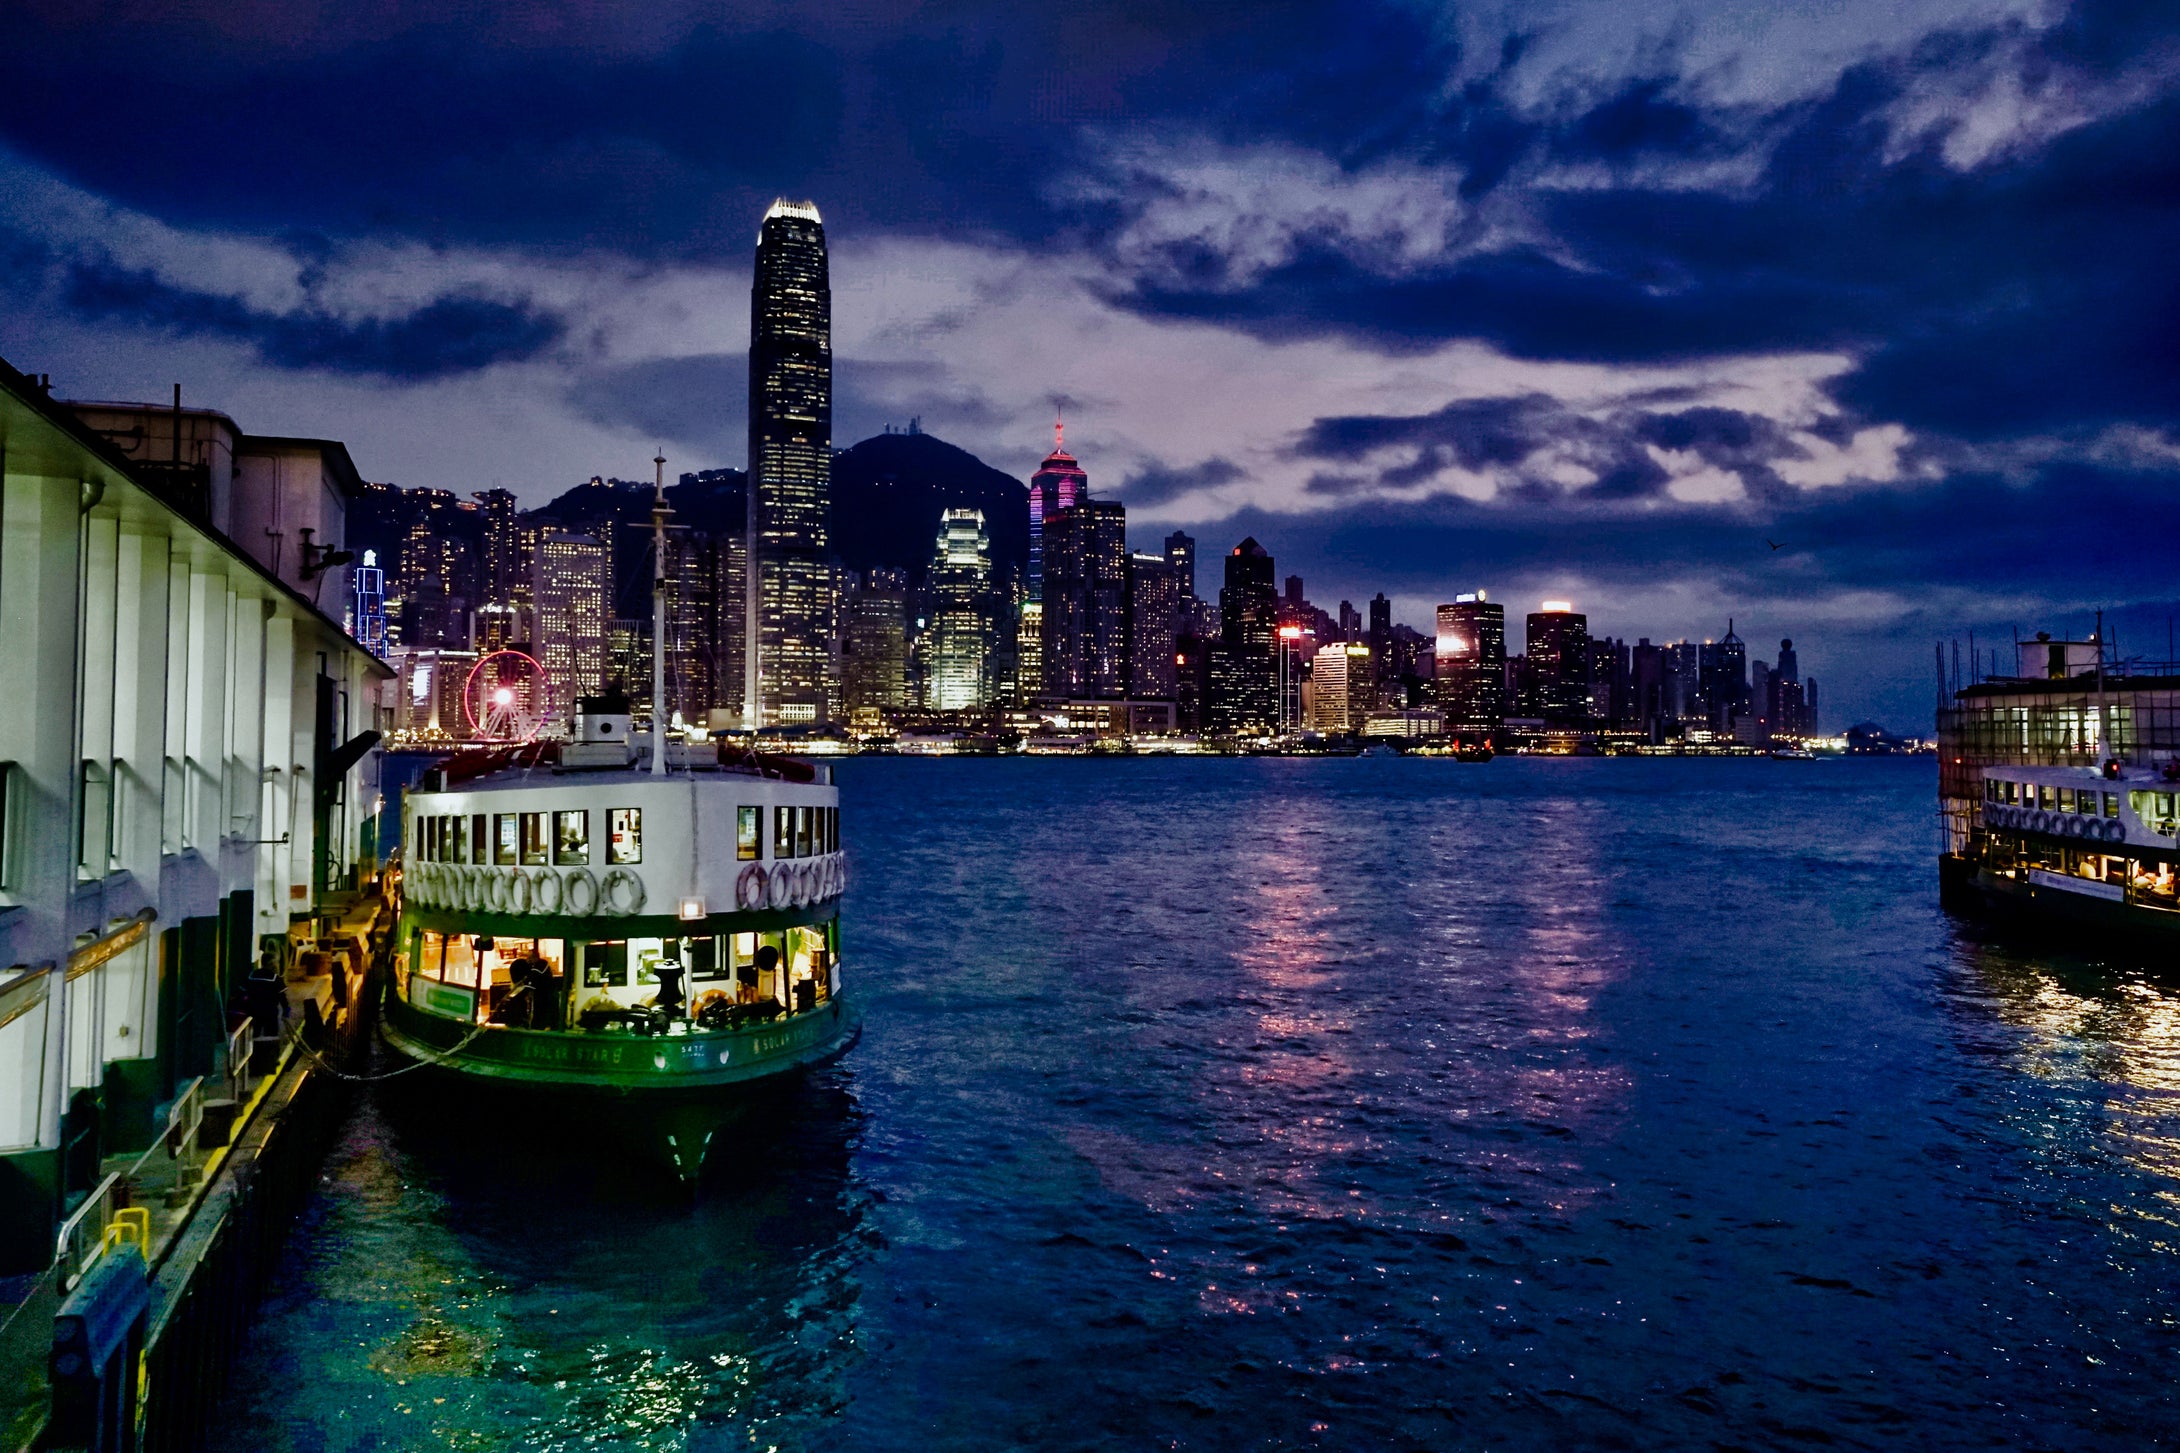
[
  {"left": 926, "top": 509, "right": 995, "bottom": 710},
  {"left": 1309, "top": 643, "right": 1371, "bottom": 732},
  {"left": 474, "top": 487, "right": 522, "bottom": 603},
  {"left": 1042, "top": 500, "right": 1129, "bottom": 698},
  {"left": 1525, "top": 601, "right": 1591, "bottom": 722},
  {"left": 534, "top": 528, "right": 609, "bottom": 706},
  {"left": 1699, "top": 622, "right": 1749, "bottom": 729},
  {"left": 1127, "top": 551, "right": 1180, "bottom": 700},
  {"left": 1435, "top": 593, "right": 1506, "bottom": 734},
  {"left": 746, "top": 199, "right": 834, "bottom": 725},
  {"left": 1164, "top": 530, "right": 1196, "bottom": 601},
  {"left": 841, "top": 568, "right": 909, "bottom": 714},
  {"left": 1210, "top": 538, "right": 1277, "bottom": 734},
  {"left": 1028, "top": 422, "right": 1088, "bottom": 609}
]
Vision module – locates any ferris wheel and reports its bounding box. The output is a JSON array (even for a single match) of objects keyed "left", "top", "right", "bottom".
[{"left": 462, "top": 650, "right": 553, "bottom": 742}]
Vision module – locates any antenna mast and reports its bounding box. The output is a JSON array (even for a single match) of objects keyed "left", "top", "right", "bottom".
[{"left": 652, "top": 451, "right": 670, "bottom": 777}]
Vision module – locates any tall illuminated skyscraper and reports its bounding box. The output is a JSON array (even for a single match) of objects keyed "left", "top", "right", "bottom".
[
  {"left": 1436, "top": 592, "right": 1506, "bottom": 734},
  {"left": 745, "top": 199, "right": 834, "bottom": 725},
  {"left": 926, "top": 509, "right": 995, "bottom": 710}
]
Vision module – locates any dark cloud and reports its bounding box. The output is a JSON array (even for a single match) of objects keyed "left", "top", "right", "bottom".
[
  {"left": 58, "top": 258, "right": 563, "bottom": 378},
  {"left": 1115, "top": 456, "right": 1245, "bottom": 507}
]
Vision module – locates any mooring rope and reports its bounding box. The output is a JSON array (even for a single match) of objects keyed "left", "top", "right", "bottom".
[{"left": 286, "top": 981, "right": 529, "bottom": 1084}]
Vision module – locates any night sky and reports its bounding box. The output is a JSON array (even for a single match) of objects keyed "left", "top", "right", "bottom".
[{"left": 3, "top": 0, "right": 2176, "bottom": 727}]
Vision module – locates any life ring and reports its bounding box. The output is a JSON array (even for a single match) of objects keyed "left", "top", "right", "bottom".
[
  {"left": 2103, "top": 818, "right": 2125, "bottom": 842},
  {"left": 801, "top": 861, "right": 820, "bottom": 904},
  {"left": 533, "top": 867, "right": 565, "bottom": 914},
  {"left": 508, "top": 870, "right": 534, "bottom": 915},
  {"left": 483, "top": 871, "right": 507, "bottom": 913},
  {"left": 564, "top": 868, "right": 600, "bottom": 916},
  {"left": 831, "top": 856, "right": 846, "bottom": 897},
  {"left": 409, "top": 863, "right": 431, "bottom": 904},
  {"left": 768, "top": 862, "right": 793, "bottom": 910},
  {"left": 601, "top": 868, "right": 647, "bottom": 915},
  {"left": 737, "top": 863, "right": 768, "bottom": 911}
]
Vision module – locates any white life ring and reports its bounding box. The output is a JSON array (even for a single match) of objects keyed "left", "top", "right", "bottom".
[
  {"left": 768, "top": 862, "right": 793, "bottom": 910},
  {"left": 2103, "top": 818, "right": 2125, "bottom": 842},
  {"left": 507, "top": 869, "right": 534, "bottom": 915},
  {"left": 564, "top": 868, "right": 600, "bottom": 916},
  {"left": 737, "top": 863, "right": 768, "bottom": 911},
  {"left": 832, "top": 856, "right": 847, "bottom": 897},
  {"left": 455, "top": 867, "right": 479, "bottom": 912},
  {"left": 601, "top": 867, "right": 647, "bottom": 915},
  {"left": 409, "top": 863, "right": 431, "bottom": 904},
  {"left": 483, "top": 871, "right": 507, "bottom": 913},
  {"left": 533, "top": 867, "right": 565, "bottom": 914}
]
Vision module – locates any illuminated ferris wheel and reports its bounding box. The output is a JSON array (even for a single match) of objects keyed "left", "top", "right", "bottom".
[{"left": 462, "top": 650, "right": 553, "bottom": 742}]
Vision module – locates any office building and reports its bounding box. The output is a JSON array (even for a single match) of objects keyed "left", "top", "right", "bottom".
[
  {"left": 926, "top": 510, "right": 995, "bottom": 710},
  {"left": 1165, "top": 530, "right": 1196, "bottom": 602},
  {"left": 1128, "top": 551, "right": 1181, "bottom": 700},
  {"left": 1310, "top": 643, "right": 1371, "bottom": 733},
  {"left": 534, "top": 528, "right": 609, "bottom": 705},
  {"left": 475, "top": 486, "right": 523, "bottom": 603},
  {"left": 1525, "top": 601, "right": 1591, "bottom": 723},
  {"left": 1209, "top": 538, "right": 1277, "bottom": 734},
  {"left": 1699, "top": 622, "right": 1749, "bottom": 730},
  {"left": 746, "top": 199, "right": 834, "bottom": 725},
  {"left": 1435, "top": 593, "right": 1506, "bottom": 734},
  {"left": 1590, "top": 636, "right": 1631, "bottom": 729},
  {"left": 1042, "top": 499, "right": 1129, "bottom": 699},
  {"left": 352, "top": 549, "right": 388, "bottom": 658},
  {"left": 1028, "top": 422, "right": 1089, "bottom": 608},
  {"left": 842, "top": 569, "right": 910, "bottom": 714}
]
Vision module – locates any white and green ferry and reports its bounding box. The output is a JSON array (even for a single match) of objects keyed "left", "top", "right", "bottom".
[{"left": 382, "top": 474, "right": 857, "bottom": 1180}]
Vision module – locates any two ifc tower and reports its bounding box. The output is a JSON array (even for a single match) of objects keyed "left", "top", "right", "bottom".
[{"left": 737, "top": 198, "right": 832, "bottom": 729}]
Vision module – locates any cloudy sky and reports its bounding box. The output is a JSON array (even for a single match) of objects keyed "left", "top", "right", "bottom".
[{"left": 3, "top": 0, "right": 2177, "bottom": 726}]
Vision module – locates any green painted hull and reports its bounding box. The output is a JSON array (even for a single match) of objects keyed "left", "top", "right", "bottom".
[{"left": 382, "top": 986, "right": 861, "bottom": 1093}]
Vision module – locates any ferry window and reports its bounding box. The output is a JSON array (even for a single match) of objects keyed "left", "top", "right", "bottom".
[
  {"left": 424, "top": 816, "right": 438, "bottom": 862},
  {"left": 554, "top": 810, "right": 590, "bottom": 864},
  {"left": 580, "top": 941, "right": 628, "bottom": 988},
  {"left": 471, "top": 814, "right": 489, "bottom": 865},
  {"left": 775, "top": 805, "right": 793, "bottom": 858},
  {"left": 2057, "top": 788, "right": 2074, "bottom": 812},
  {"left": 825, "top": 807, "right": 838, "bottom": 853},
  {"left": 451, "top": 814, "right": 468, "bottom": 862},
  {"left": 416, "top": 929, "right": 444, "bottom": 980},
  {"left": 495, "top": 814, "right": 518, "bottom": 865},
  {"left": 443, "top": 934, "right": 479, "bottom": 989},
  {"left": 738, "top": 807, "right": 760, "bottom": 861},
  {"left": 2131, "top": 791, "right": 2149, "bottom": 818},
  {"left": 686, "top": 936, "right": 722, "bottom": 980},
  {"left": 2159, "top": 793, "right": 2176, "bottom": 819},
  {"left": 1984, "top": 781, "right": 1998, "bottom": 802},
  {"left": 795, "top": 806, "right": 812, "bottom": 858},
  {"left": 520, "top": 812, "right": 549, "bottom": 865},
  {"left": 609, "top": 808, "right": 642, "bottom": 864},
  {"left": 2106, "top": 793, "right": 2120, "bottom": 817}
]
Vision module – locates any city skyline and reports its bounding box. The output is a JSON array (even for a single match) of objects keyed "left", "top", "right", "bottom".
[{"left": 4, "top": 2, "right": 2175, "bottom": 729}]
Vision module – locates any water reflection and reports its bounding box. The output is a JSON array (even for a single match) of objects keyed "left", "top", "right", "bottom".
[
  {"left": 1945, "top": 931, "right": 2180, "bottom": 1237},
  {"left": 222, "top": 1068, "right": 870, "bottom": 1451}
]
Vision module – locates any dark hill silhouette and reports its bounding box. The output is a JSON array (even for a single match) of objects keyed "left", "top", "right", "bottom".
[{"left": 831, "top": 431, "right": 1028, "bottom": 589}]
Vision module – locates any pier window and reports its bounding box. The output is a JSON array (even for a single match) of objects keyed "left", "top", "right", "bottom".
[
  {"left": 470, "top": 814, "right": 488, "bottom": 864},
  {"left": 495, "top": 813, "right": 518, "bottom": 865},
  {"left": 608, "top": 808, "right": 642, "bottom": 864},
  {"left": 554, "top": 810, "right": 589, "bottom": 864},
  {"left": 774, "top": 805, "right": 793, "bottom": 858},
  {"left": 738, "top": 806, "right": 760, "bottom": 860},
  {"left": 520, "top": 812, "right": 549, "bottom": 865}
]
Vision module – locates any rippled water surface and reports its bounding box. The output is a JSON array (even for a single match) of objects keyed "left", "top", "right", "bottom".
[{"left": 222, "top": 757, "right": 2180, "bottom": 1450}]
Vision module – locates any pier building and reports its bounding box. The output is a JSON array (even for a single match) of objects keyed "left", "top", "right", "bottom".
[{"left": 0, "top": 358, "right": 388, "bottom": 1279}]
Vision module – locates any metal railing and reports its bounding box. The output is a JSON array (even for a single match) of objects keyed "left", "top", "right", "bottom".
[
  {"left": 223, "top": 1017, "right": 254, "bottom": 1104},
  {"left": 53, "top": 1172, "right": 121, "bottom": 1293}
]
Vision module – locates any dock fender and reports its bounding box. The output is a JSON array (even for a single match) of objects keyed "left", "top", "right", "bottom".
[
  {"left": 565, "top": 868, "right": 600, "bottom": 916},
  {"left": 534, "top": 867, "right": 565, "bottom": 914},
  {"left": 737, "top": 863, "right": 768, "bottom": 910},
  {"left": 602, "top": 868, "right": 647, "bottom": 915}
]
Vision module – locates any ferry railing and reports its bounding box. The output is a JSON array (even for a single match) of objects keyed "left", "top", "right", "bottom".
[
  {"left": 53, "top": 1171, "right": 121, "bottom": 1293},
  {"left": 223, "top": 1016, "right": 254, "bottom": 1103}
]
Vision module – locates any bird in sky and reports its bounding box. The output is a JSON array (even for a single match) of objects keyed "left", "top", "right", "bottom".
[{"left": 1765, "top": 539, "right": 1787, "bottom": 551}]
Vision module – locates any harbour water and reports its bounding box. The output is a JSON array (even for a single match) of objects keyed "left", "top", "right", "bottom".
[{"left": 220, "top": 757, "right": 2178, "bottom": 1450}]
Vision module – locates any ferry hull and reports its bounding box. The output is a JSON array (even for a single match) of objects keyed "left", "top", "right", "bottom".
[
  {"left": 380, "top": 991, "right": 860, "bottom": 1181},
  {"left": 1939, "top": 854, "right": 2180, "bottom": 945}
]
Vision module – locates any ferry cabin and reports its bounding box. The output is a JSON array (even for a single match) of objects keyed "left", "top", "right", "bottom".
[
  {"left": 1971, "top": 765, "right": 2180, "bottom": 913},
  {"left": 392, "top": 759, "right": 848, "bottom": 1077}
]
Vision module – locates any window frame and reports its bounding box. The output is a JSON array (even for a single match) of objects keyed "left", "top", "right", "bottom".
[
  {"left": 554, "top": 810, "right": 590, "bottom": 865},
  {"left": 609, "top": 808, "right": 643, "bottom": 865},
  {"left": 519, "top": 811, "right": 549, "bottom": 866},
  {"left": 737, "top": 806, "right": 760, "bottom": 861}
]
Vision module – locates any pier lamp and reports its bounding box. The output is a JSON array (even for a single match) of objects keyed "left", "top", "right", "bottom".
[{"left": 678, "top": 896, "right": 707, "bottom": 922}]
